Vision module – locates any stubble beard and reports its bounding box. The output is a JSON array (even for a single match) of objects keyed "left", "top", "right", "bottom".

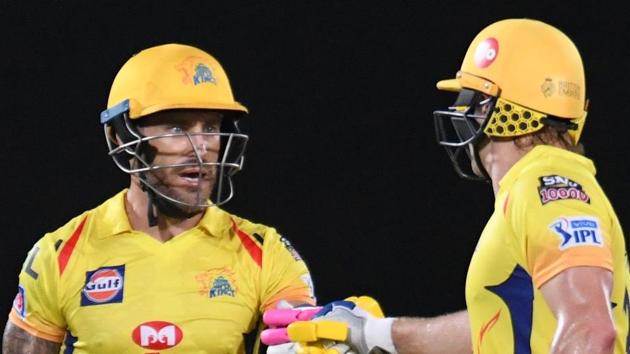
[{"left": 146, "top": 166, "right": 217, "bottom": 214}]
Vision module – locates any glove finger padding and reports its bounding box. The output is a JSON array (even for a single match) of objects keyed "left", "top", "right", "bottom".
[{"left": 262, "top": 302, "right": 322, "bottom": 346}]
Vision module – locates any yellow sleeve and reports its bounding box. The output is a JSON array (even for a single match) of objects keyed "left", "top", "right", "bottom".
[
  {"left": 9, "top": 234, "right": 66, "bottom": 342},
  {"left": 259, "top": 230, "right": 316, "bottom": 311},
  {"left": 507, "top": 172, "right": 613, "bottom": 289}
]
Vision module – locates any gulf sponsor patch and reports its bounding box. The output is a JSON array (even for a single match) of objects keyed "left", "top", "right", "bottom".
[
  {"left": 13, "top": 285, "right": 26, "bottom": 318},
  {"left": 81, "top": 265, "right": 125, "bottom": 306},
  {"left": 549, "top": 216, "right": 603, "bottom": 250},
  {"left": 538, "top": 175, "right": 590, "bottom": 205}
]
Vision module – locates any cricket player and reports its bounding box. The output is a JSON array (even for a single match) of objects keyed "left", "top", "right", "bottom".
[
  {"left": 3, "top": 43, "right": 316, "bottom": 353},
  {"left": 273, "top": 18, "right": 630, "bottom": 354}
]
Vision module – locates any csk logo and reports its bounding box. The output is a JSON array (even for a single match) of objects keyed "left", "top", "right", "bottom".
[
  {"left": 176, "top": 56, "right": 217, "bottom": 86},
  {"left": 195, "top": 267, "right": 238, "bottom": 298},
  {"left": 209, "top": 276, "right": 235, "bottom": 298},
  {"left": 193, "top": 63, "right": 216, "bottom": 85}
]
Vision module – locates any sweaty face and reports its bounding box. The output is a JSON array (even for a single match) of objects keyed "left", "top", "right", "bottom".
[{"left": 135, "top": 110, "right": 223, "bottom": 213}]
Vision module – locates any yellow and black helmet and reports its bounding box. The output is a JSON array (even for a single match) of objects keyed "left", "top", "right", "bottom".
[
  {"left": 437, "top": 18, "right": 587, "bottom": 144},
  {"left": 433, "top": 19, "right": 588, "bottom": 180}
]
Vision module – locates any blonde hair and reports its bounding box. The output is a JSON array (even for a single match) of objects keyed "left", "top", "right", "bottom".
[{"left": 513, "top": 124, "right": 585, "bottom": 155}]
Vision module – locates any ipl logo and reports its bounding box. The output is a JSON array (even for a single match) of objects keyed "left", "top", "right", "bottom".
[{"left": 549, "top": 216, "right": 603, "bottom": 250}]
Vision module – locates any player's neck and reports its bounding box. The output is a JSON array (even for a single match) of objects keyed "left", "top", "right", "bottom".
[
  {"left": 125, "top": 184, "right": 204, "bottom": 243},
  {"left": 482, "top": 139, "right": 533, "bottom": 196}
]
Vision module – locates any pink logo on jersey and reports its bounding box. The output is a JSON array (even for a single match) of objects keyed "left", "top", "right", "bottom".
[
  {"left": 474, "top": 38, "right": 499, "bottom": 68},
  {"left": 13, "top": 286, "right": 26, "bottom": 318},
  {"left": 83, "top": 268, "right": 124, "bottom": 303},
  {"left": 132, "top": 321, "right": 184, "bottom": 350}
]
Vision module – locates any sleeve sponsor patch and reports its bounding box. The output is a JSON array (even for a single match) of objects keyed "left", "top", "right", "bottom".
[
  {"left": 301, "top": 274, "right": 316, "bottom": 301},
  {"left": 13, "top": 285, "right": 26, "bottom": 319},
  {"left": 279, "top": 236, "right": 303, "bottom": 262},
  {"left": 549, "top": 216, "right": 603, "bottom": 250},
  {"left": 538, "top": 175, "right": 590, "bottom": 205}
]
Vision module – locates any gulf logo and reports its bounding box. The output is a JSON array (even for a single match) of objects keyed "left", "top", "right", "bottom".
[{"left": 80, "top": 265, "right": 125, "bottom": 306}]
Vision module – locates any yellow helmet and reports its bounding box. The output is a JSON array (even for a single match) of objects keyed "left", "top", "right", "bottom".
[
  {"left": 99, "top": 44, "right": 250, "bottom": 218},
  {"left": 103, "top": 43, "right": 247, "bottom": 120},
  {"left": 436, "top": 19, "right": 587, "bottom": 144}
]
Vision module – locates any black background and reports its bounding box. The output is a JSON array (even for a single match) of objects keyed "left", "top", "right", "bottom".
[{"left": 1, "top": 0, "right": 629, "bottom": 333}]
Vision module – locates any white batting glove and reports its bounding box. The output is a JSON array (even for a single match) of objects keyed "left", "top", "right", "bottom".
[{"left": 288, "top": 296, "right": 397, "bottom": 354}]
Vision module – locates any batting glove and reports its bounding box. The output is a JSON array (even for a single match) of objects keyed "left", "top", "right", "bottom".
[{"left": 288, "top": 296, "right": 397, "bottom": 354}]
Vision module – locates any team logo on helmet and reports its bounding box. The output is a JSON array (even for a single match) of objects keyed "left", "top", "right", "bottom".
[
  {"left": 132, "top": 321, "right": 183, "bottom": 350},
  {"left": 474, "top": 38, "right": 499, "bottom": 68},
  {"left": 81, "top": 265, "right": 125, "bottom": 306},
  {"left": 193, "top": 63, "right": 216, "bottom": 85},
  {"left": 176, "top": 56, "right": 218, "bottom": 86}
]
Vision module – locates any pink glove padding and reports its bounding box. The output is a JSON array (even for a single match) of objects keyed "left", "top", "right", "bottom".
[{"left": 261, "top": 306, "right": 322, "bottom": 345}]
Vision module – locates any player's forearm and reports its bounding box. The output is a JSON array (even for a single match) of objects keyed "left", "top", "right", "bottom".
[
  {"left": 2, "top": 321, "right": 61, "bottom": 354},
  {"left": 391, "top": 310, "right": 472, "bottom": 354}
]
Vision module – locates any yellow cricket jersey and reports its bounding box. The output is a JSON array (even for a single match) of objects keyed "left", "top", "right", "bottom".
[
  {"left": 466, "top": 145, "right": 630, "bottom": 353},
  {"left": 8, "top": 190, "right": 315, "bottom": 353}
]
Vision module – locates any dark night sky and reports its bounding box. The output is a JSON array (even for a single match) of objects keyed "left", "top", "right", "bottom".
[{"left": 1, "top": 0, "right": 629, "bottom": 330}]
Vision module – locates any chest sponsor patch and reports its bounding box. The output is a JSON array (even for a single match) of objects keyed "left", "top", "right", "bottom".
[
  {"left": 549, "top": 216, "right": 603, "bottom": 250},
  {"left": 13, "top": 285, "right": 26, "bottom": 318},
  {"left": 132, "top": 321, "right": 183, "bottom": 350},
  {"left": 81, "top": 265, "right": 125, "bottom": 306},
  {"left": 538, "top": 175, "right": 590, "bottom": 205}
]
